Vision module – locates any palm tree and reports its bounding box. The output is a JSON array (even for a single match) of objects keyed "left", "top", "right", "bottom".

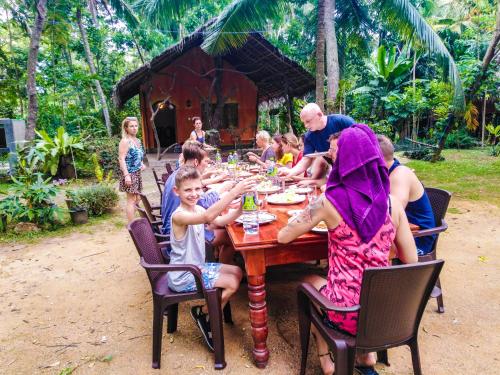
[{"left": 135, "top": 0, "right": 465, "bottom": 114}]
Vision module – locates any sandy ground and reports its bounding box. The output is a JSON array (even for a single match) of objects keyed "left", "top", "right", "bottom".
[{"left": 1, "top": 177, "right": 499, "bottom": 374}]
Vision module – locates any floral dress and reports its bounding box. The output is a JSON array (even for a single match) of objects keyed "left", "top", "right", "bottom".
[{"left": 321, "top": 214, "right": 395, "bottom": 335}]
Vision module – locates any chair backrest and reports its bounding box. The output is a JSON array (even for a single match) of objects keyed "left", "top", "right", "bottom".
[
  {"left": 139, "top": 193, "right": 157, "bottom": 223},
  {"left": 152, "top": 168, "right": 164, "bottom": 197},
  {"left": 355, "top": 260, "right": 444, "bottom": 349},
  {"left": 165, "top": 162, "right": 173, "bottom": 174},
  {"left": 424, "top": 187, "right": 452, "bottom": 226},
  {"left": 128, "top": 218, "right": 165, "bottom": 286}
]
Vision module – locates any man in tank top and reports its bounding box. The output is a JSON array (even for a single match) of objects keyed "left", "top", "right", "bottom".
[{"left": 377, "top": 135, "right": 436, "bottom": 255}]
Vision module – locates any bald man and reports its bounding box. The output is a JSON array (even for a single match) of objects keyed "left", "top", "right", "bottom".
[{"left": 280, "top": 103, "right": 354, "bottom": 178}]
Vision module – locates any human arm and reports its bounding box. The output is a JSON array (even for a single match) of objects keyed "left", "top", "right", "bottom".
[
  {"left": 279, "top": 157, "right": 313, "bottom": 178},
  {"left": 213, "top": 206, "right": 242, "bottom": 227},
  {"left": 172, "top": 179, "right": 256, "bottom": 226},
  {"left": 389, "top": 170, "right": 411, "bottom": 208},
  {"left": 390, "top": 196, "right": 418, "bottom": 264},
  {"left": 189, "top": 131, "right": 197, "bottom": 141},
  {"left": 278, "top": 194, "right": 338, "bottom": 244},
  {"left": 118, "top": 139, "right": 131, "bottom": 186}
]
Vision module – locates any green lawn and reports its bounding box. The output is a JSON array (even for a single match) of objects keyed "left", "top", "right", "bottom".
[{"left": 402, "top": 149, "right": 500, "bottom": 206}]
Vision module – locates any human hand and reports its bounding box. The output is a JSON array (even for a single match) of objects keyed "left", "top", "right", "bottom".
[
  {"left": 219, "top": 180, "right": 235, "bottom": 192},
  {"left": 232, "top": 178, "right": 257, "bottom": 196},
  {"left": 124, "top": 175, "right": 132, "bottom": 186},
  {"left": 140, "top": 163, "right": 146, "bottom": 171},
  {"left": 248, "top": 155, "right": 257, "bottom": 163},
  {"left": 278, "top": 168, "right": 291, "bottom": 178}
]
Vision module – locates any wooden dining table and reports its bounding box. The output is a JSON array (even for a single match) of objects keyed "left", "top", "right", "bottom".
[{"left": 225, "top": 195, "right": 327, "bottom": 368}]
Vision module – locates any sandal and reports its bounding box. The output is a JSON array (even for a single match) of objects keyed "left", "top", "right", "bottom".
[
  {"left": 354, "top": 366, "right": 379, "bottom": 375},
  {"left": 319, "top": 352, "right": 335, "bottom": 362}
]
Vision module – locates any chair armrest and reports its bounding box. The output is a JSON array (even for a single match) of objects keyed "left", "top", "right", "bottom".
[
  {"left": 297, "top": 283, "right": 360, "bottom": 313},
  {"left": 413, "top": 220, "right": 448, "bottom": 238},
  {"left": 140, "top": 258, "right": 205, "bottom": 294},
  {"left": 154, "top": 233, "right": 170, "bottom": 241}
]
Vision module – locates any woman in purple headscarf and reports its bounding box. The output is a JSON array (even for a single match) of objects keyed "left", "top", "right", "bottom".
[{"left": 278, "top": 124, "right": 417, "bottom": 375}]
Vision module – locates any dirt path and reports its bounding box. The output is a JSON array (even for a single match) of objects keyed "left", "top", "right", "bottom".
[{"left": 1, "top": 197, "right": 499, "bottom": 375}]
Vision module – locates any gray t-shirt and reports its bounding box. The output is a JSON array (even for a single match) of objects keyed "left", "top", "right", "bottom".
[
  {"left": 260, "top": 146, "right": 276, "bottom": 162},
  {"left": 167, "top": 205, "right": 206, "bottom": 292}
]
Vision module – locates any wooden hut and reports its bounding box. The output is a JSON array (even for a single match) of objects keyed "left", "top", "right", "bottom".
[{"left": 113, "top": 26, "right": 314, "bottom": 151}]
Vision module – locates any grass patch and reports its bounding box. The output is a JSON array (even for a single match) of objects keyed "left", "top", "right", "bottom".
[
  {"left": 401, "top": 148, "right": 500, "bottom": 206},
  {"left": 0, "top": 211, "right": 122, "bottom": 245}
]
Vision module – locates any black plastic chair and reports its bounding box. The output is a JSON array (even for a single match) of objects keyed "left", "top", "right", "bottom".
[
  {"left": 128, "top": 218, "right": 230, "bottom": 370},
  {"left": 414, "top": 187, "right": 452, "bottom": 313},
  {"left": 297, "top": 260, "right": 445, "bottom": 375}
]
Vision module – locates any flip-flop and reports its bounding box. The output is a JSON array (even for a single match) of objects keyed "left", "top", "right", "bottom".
[{"left": 355, "top": 366, "right": 379, "bottom": 375}]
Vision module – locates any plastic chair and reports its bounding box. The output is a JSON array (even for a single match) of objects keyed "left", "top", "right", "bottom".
[
  {"left": 297, "top": 260, "right": 445, "bottom": 375},
  {"left": 127, "top": 218, "right": 229, "bottom": 370},
  {"left": 152, "top": 168, "right": 165, "bottom": 202},
  {"left": 414, "top": 187, "right": 451, "bottom": 313}
]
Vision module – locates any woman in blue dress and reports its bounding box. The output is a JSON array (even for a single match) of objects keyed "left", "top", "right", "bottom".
[
  {"left": 118, "top": 117, "right": 145, "bottom": 222},
  {"left": 189, "top": 116, "right": 206, "bottom": 144}
]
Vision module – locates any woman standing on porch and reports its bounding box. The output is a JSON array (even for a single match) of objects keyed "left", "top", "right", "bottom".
[
  {"left": 118, "top": 117, "right": 146, "bottom": 222},
  {"left": 189, "top": 117, "right": 206, "bottom": 144}
]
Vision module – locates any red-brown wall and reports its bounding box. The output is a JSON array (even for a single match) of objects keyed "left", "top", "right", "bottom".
[{"left": 139, "top": 47, "right": 258, "bottom": 150}]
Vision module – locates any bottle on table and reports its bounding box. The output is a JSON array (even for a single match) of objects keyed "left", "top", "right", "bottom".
[
  {"left": 215, "top": 150, "right": 222, "bottom": 167},
  {"left": 242, "top": 191, "right": 259, "bottom": 235}
]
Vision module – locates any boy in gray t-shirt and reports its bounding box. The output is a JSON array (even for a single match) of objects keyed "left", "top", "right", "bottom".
[{"left": 169, "top": 166, "right": 255, "bottom": 349}]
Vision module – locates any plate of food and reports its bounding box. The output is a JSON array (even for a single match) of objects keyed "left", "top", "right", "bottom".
[
  {"left": 256, "top": 180, "right": 281, "bottom": 194},
  {"left": 235, "top": 211, "right": 276, "bottom": 225},
  {"left": 249, "top": 165, "right": 261, "bottom": 172},
  {"left": 311, "top": 221, "right": 328, "bottom": 233},
  {"left": 304, "top": 151, "right": 329, "bottom": 158},
  {"left": 286, "top": 185, "right": 313, "bottom": 194},
  {"left": 267, "top": 192, "right": 306, "bottom": 205}
]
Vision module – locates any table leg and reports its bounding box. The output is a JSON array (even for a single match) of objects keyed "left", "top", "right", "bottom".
[{"left": 243, "top": 250, "right": 269, "bottom": 368}]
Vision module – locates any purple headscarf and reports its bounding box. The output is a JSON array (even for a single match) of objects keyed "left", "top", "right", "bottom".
[{"left": 325, "top": 124, "right": 390, "bottom": 243}]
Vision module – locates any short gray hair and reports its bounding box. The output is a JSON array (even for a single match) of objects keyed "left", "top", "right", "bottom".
[{"left": 256, "top": 130, "right": 271, "bottom": 143}]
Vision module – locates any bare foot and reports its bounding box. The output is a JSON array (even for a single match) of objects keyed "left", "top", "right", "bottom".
[{"left": 319, "top": 352, "right": 335, "bottom": 375}]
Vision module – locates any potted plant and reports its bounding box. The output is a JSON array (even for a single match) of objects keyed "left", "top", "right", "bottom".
[{"left": 65, "top": 190, "right": 88, "bottom": 225}]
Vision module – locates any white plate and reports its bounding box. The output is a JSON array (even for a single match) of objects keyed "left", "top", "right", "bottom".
[
  {"left": 304, "top": 151, "right": 329, "bottom": 158},
  {"left": 267, "top": 193, "right": 306, "bottom": 205},
  {"left": 235, "top": 211, "right": 276, "bottom": 225},
  {"left": 311, "top": 221, "right": 328, "bottom": 233},
  {"left": 287, "top": 186, "right": 312, "bottom": 194},
  {"left": 256, "top": 185, "right": 281, "bottom": 194},
  {"left": 237, "top": 171, "right": 254, "bottom": 178}
]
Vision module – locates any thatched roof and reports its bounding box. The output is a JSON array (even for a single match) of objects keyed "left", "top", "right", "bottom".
[{"left": 112, "top": 27, "right": 315, "bottom": 108}]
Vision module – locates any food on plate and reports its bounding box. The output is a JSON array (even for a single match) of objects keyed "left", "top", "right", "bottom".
[
  {"left": 315, "top": 221, "right": 327, "bottom": 230},
  {"left": 256, "top": 180, "right": 280, "bottom": 192},
  {"left": 267, "top": 192, "right": 306, "bottom": 204}
]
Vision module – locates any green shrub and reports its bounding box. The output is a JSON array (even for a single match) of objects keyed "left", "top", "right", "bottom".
[
  {"left": 69, "top": 184, "right": 119, "bottom": 216},
  {"left": 403, "top": 148, "right": 444, "bottom": 161},
  {"left": 83, "top": 136, "right": 121, "bottom": 175},
  {"left": 445, "top": 129, "right": 478, "bottom": 149},
  {"left": 0, "top": 196, "right": 22, "bottom": 231},
  {"left": 10, "top": 173, "right": 62, "bottom": 227}
]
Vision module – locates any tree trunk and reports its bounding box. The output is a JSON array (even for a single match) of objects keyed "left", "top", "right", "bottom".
[
  {"left": 433, "top": 1, "right": 499, "bottom": 161},
  {"left": 211, "top": 57, "right": 225, "bottom": 130},
  {"left": 315, "top": 0, "right": 325, "bottom": 111},
  {"left": 481, "top": 91, "right": 487, "bottom": 146},
  {"left": 88, "top": 0, "right": 98, "bottom": 25},
  {"left": 324, "top": 0, "right": 339, "bottom": 111},
  {"left": 76, "top": 7, "right": 112, "bottom": 136},
  {"left": 411, "top": 50, "right": 418, "bottom": 141},
  {"left": 26, "top": 0, "right": 48, "bottom": 141}
]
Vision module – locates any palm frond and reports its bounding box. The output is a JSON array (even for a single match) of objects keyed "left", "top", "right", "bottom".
[
  {"left": 108, "top": 0, "right": 140, "bottom": 29},
  {"left": 201, "top": 0, "right": 284, "bottom": 55},
  {"left": 133, "top": 0, "right": 202, "bottom": 28},
  {"left": 375, "top": 0, "right": 465, "bottom": 112},
  {"left": 335, "top": 0, "right": 372, "bottom": 57}
]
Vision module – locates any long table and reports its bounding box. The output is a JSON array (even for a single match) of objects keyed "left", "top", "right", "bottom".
[{"left": 226, "top": 197, "right": 327, "bottom": 368}]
